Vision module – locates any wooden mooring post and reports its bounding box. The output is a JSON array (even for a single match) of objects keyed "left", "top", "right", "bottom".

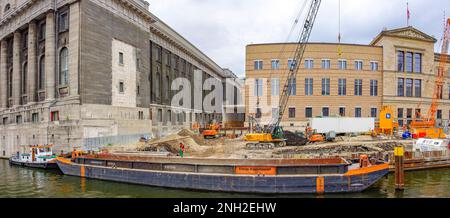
[{"left": 394, "top": 146, "right": 405, "bottom": 191}]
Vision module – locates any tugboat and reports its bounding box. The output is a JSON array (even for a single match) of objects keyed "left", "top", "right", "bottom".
[{"left": 9, "top": 145, "right": 58, "bottom": 169}]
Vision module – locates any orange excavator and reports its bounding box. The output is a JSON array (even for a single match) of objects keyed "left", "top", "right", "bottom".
[
  {"left": 202, "top": 120, "right": 222, "bottom": 139},
  {"left": 410, "top": 18, "right": 450, "bottom": 139}
]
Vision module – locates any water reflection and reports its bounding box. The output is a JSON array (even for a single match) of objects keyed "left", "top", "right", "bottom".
[{"left": 1, "top": 159, "right": 449, "bottom": 198}]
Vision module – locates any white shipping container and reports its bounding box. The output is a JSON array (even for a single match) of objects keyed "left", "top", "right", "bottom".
[
  {"left": 413, "top": 138, "right": 450, "bottom": 152},
  {"left": 309, "top": 118, "right": 375, "bottom": 134}
]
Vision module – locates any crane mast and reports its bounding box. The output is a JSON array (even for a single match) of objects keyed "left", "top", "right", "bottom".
[{"left": 268, "top": 0, "right": 322, "bottom": 133}]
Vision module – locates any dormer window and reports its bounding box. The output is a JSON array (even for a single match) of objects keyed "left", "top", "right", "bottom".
[{"left": 4, "top": 4, "right": 10, "bottom": 13}]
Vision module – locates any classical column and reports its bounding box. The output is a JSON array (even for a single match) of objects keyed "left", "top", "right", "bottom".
[
  {"left": 12, "top": 31, "right": 21, "bottom": 106},
  {"left": 45, "top": 12, "right": 56, "bottom": 100},
  {"left": 28, "top": 22, "right": 37, "bottom": 103},
  {"left": 0, "top": 40, "right": 7, "bottom": 109}
]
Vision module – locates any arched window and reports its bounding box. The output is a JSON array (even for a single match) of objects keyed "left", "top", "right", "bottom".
[
  {"left": 155, "top": 72, "right": 160, "bottom": 99},
  {"left": 59, "top": 48, "right": 68, "bottom": 85},
  {"left": 4, "top": 4, "right": 10, "bottom": 13},
  {"left": 38, "top": 56, "right": 45, "bottom": 90},
  {"left": 22, "top": 62, "right": 27, "bottom": 94}
]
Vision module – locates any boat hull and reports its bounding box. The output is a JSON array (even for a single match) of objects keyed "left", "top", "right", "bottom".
[
  {"left": 9, "top": 158, "right": 58, "bottom": 169},
  {"left": 57, "top": 159, "right": 388, "bottom": 194}
]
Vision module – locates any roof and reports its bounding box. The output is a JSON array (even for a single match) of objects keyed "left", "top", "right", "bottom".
[
  {"left": 247, "top": 42, "right": 382, "bottom": 48},
  {"left": 370, "top": 26, "right": 437, "bottom": 45}
]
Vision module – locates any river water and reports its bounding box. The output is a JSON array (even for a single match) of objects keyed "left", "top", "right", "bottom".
[{"left": 1, "top": 159, "right": 449, "bottom": 198}]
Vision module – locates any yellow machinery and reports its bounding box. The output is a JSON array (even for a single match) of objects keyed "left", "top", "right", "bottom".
[
  {"left": 374, "top": 106, "right": 399, "bottom": 136},
  {"left": 244, "top": 133, "right": 286, "bottom": 149}
]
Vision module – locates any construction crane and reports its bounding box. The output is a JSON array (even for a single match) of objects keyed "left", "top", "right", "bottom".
[
  {"left": 410, "top": 18, "right": 450, "bottom": 139},
  {"left": 245, "top": 0, "right": 322, "bottom": 149}
]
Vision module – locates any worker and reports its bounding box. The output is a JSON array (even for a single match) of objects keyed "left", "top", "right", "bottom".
[{"left": 179, "top": 143, "right": 185, "bottom": 158}]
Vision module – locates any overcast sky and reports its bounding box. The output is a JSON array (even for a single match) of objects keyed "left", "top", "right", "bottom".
[{"left": 147, "top": 0, "right": 450, "bottom": 77}]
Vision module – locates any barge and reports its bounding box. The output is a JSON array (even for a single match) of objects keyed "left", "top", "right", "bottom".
[
  {"left": 9, "top": 145, "right": 58, "bottom": 169},
  {"left": 57, "top": 153, "right": 389, "bottom": 194}
]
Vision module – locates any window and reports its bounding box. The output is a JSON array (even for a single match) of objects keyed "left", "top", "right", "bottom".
[
  {"left": 288, "top": 78, "right": 296, "bottom": 96},
  {"left": 22, "top": 63, "right": 27, "bottom": 94},
  {"left": 155, "top": 47, "right": 162, "bottom": 62},
  {"left": 321, "top": 78, "right": 330, "bottom": 96},
  {"left": 38, "top": 23, "right": 46, "bottom": 41},
  {"left": 322, "top": 107, "right": 329, "bottom": 117},
  {"left": 322, "top": 60, "right": 331, "bottom": 69},
  {"left": 355, "top": 108, "right": 362, "bottom": 118},
  {"left": 415, "top": 109, "right": 421, "bottom": 118},
  {"left": 16, "top": 115, "right": 23, "bottom": 124},
  {"left": 398, "top": 108, "right": 404, "bottom": 118},
  {"left": 305, "top": 107, "right": 313, "bottom": 118},
  {"left": 371, "top": 108, "right": 377, "bottom": 118},
  {"left": 407, "top": 108, "right": 413, "bottom": 119},
  {"left": 397, "top": 51, "right": 404, "bottom": 72},
  {"left": 59, "top": 48, "right": 69, "bottom": 85},
  {"left": 2, "top": 117, "right": 8, "bottom": 125},
  {"left": 50, "top": 111, "right": 59, "bottom": 122},
  {"left": 167, "top": 110, "right": 172, "bottom": 122},
  {"left": 38, "top": 56, "right": 45, "bottom": 90},
  {"left": 370, "top": 62, "right": 378, "bottom": 71},
  {"left": 288, "top": 59, "right": 296, "bottom": 70},
  {"left": 157, "top": 109, "right": 162, "bottom": 122},
  {"left": 119, "top": 82, "right": 124, "bottom": 93},
  {"left": 437, "top": 110, "right": 443, "bottom": 120},
  {"left": 271, "top": 60, "right": 280, "bottom": 70},
  {"left": 32, "top": 113, "right": 39, "bottom": 123},
  {"left": 7, "top": 69, "right": 12, "bottom": 98},
  {"left": 397, "top": 78, "right": 404, "bottom": 97},
  {"left": 338, "top": 79, "right": 346, "bottom": 96},
  {"left": 305, "top": 59, "right": 314, "bottom": 69},
  {"left": 406, "top": 52, "right": 413, "bottom": 73},
  {"left": 338, "top": 60, "right": 347, "bottom": 70},
  {"left": 254, "top": 79, "right": 263, "bottom": 97},
  {"left": 59, "top": 12, "right": 69, "bottom": 32},
  {"left": 354, "top": 79, "right": 363, "bottom": 96},
  {"left": 271, "top": 78, "right": 280, "bottom": 96},
  {"left": 370, "top": 80, "right": 378, "bottom": 96},
  {"left": 155, "top": 72, "right": 161, "bottom": 98},
  {"left": 414, "top": 53, "right": 422, "bottom": 73},
  {"left": 406, "top": 78, "right": 413, "bottom": 97},
  {"left": 256, "top": 108, "right": 262, "bottom": 119},
  {"left": 254, "top": 60, "right": 263, "bottom": 70},
  {"left": 165, "top": 76, "right": 170, "bottom": 100},
  {"left": 355, "top": 61, "right": 363, "bottom": 71},
  {"left": 119, "top": 52, "right": 124, "bottom": 65},
  {"left": 339, "top": 107, "right": 346, "bottom": 117},
  {"left": 415, "top": 80, "right": 422, "bottom": 98},
  {"left": 289, "top": 108, "right": 296, "bottom": 118},
  {"left": 305, "top": 78, "right": 313, "bottom": 96}
]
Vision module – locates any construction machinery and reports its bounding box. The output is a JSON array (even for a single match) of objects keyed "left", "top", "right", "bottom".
[
  {"left": 202, "top": 120, "right": 222, "bottom": 139},
  {"left": 409, "top": 18, "right": 450, "bottom": 139},
  {"left": 373, "top": 106, "right": 399, "bottom": 136},
  {"left": 244, "top": 0, "right": 322, "bottom": 149}
]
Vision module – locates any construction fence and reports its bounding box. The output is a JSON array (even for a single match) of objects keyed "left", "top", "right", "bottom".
[{"left": 83, "top": 133, "right": 152, "bottom": 151}]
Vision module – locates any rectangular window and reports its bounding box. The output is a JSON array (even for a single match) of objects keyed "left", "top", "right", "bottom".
[
  {"left": 138, "top": 111, "right": 144, "bottom": 120},
  {"left": 339, "top": 107, "right": 346, "bottom": 117},
  {"left": 406, "top": 78, "right": 413, "bottom": 97},
  {"left": 437, "top": 110, "right": 443, "bottom": 120},
  {"left": 254, "top": 60, "right": 263, "bottom": 70},
  {"left": 414, "top": 53, "right": 422, "bottom": 73},
  {"left": 289, "top": 108, "right": 296, "bottom": 118},
  {"left": 338, "top": 79, "right": 347, "bottom": 96},
  {"left": 288, "top": 78, "right": 297, "bottom": 96},
  {"left": 415, "top": 109, "right": 421, "bottom": 119},
  {"left": 406, "top": 52, "right": 413, "bottom": 73},
  {"left": 271, "top": 78, "right": 280, "bottom": 96},
  {"left": 16, "top": 115, "right": 23, "bottom": 124},
  {"left": 2, "top": 117, "right": 8, "bottom": 125},
  {"left": 407, "top": 108, "right": 413, "bottom": 119},
  {"left": 370, "top": 61, "right": 379, "bottom": 71},
  {"left": 254, "top": 79, "right": 263, "bottom": 97},
  {"left": 305, "top": 59, "right": 314, "bottom": 69},
  {"left": 322, "top": 107, "right": 329, "bottom": 117},
  {"left": 167, "top": 110, "right": 172, "bottom": 122},
  {"left": 415, "top": 80, "right": 422, "bottom": 97},
  {"left": 38, "top": 22, "right": 46, "bottom": 41},
  {"left": 119, "top": 82, "right": 124, "bottom": 93},
  {"left": 398, "top": 108, "right": 404, "bottom": 118},
  {"left": 157, "top": 109, "right": 163, "bottom": 122},
  {"left": 338, "top": 60, "right": 347, "bottom": 70},
  {"left": 119, "top": 52, "right": 124, "bottom": 65},
  {"left": 32, "top": 113, "right": 39, "bottom": 123},
  {"left": 288, "top": 59, "right": 297, "bottom": 70},
  {"left": 371, "top": 108, "right": 377, "bottom": 118},
  {"left": 50, "top": 111, "right": 59, "bottom": 122},
  {"left": 271, "top": 60, "right": 280, "bottom": 70},
  {"left": 305, "top": 107, "right": 313, "bottom": 118},
  {"left": 355, "top": 108, "right": 362, "bottom": 118},
  {"left": 305, "top": 78, "right": 313, "bottom": 96},
  {"left": 256, "top": 108, "right": 262, "bottom": 119},
  {"left": 155, "top": 47, "right": 162, "bottom": 62},
  {"left": 321, "top": 78, "right": 330, "bottom": 96},
  {"left": 397, "top": 78, "right": 404, "bottom": 97},
  {"left": 59, "top": 12, "right": 69, "bottom": 32},
  {"left": 321, "top": 60, "right": 331, "bottom": 69},
  {"left": 354, "top": 79, "right": 363, "bottom": 96},
  {"left": 398, "top": 51, "right": 404, "bottom": 72},
  {"left": 370, "top": 80, "right": 378, "bottom": 96},
  {"left": 355, "top": 61, "right": 363, "bottom": 71}
]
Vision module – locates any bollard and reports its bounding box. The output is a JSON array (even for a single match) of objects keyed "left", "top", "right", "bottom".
[{"left": 394, "top": 146, "right": 405, "bottom": 191}]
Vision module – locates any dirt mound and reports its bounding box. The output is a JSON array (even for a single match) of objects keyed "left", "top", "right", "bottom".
[
  {"left": 284, "top": 131, "right": 308, "bottom": 146},
  {"left": 177, "top": 129, "right": 206, "bottom": 145}
]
